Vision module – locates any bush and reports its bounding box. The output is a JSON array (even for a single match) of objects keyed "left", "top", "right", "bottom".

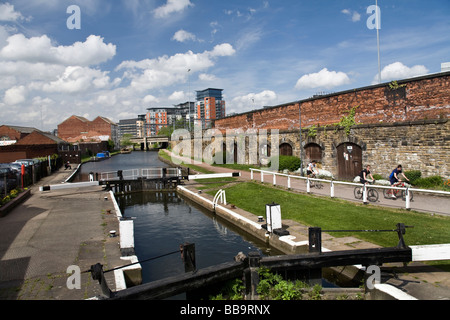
[
  {"left": 404, "top": 170, "right": 422, "bottom": 185},
  {"left": 413, "top": 176, "right": 443, "bottom": 188},
  {"left": 269, "top": 156, "right": 301, "bottom": 172}
]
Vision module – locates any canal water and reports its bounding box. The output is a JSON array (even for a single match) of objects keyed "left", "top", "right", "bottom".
[{"left": 75, "top": 152, "right": 277, "bottom": 286}]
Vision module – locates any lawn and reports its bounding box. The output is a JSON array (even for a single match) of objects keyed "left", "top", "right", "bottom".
[{"left": 205, "top": 182, "right": 450, "bottom": 249}]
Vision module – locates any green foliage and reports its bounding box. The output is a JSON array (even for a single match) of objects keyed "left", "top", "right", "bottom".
[
  {"left": 334, "top": 105, "right": 359, "bottom": 136},
  {"left": 307, "top": 125, "right": 317, "bottom": 138},
  {"left": 269, "top": 155, "right": 301, "bottom": 172},
  {"left": 388, "top": 80, "right": 406, "bottom": 90},
  {"left": 209, "top": 278, "right": 245, "bottom": 300},
  {"left": 257, "top": 267, "right": 321, "bottom": 300},
  {"left": 404, "top": 170, "right": 422, "bottom": 185},
  {"left": 413, "top": 176, "right": 443, "bottom": 188}
]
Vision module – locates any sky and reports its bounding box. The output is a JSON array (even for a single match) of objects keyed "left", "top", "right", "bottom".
[{"left": 0, "top": 0, "right": 449, "bottom": 131}]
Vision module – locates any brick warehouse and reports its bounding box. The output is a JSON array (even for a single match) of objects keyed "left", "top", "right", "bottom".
[
  {"left": 57, "top": 115, "right": 119, "bottom": 148},
  {"left": 177, "top": 72, "right": 450, "bottom": 180}
]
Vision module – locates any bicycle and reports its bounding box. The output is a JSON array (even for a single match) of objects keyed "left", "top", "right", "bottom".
[
  {"left": 354, "top": 181, "right": 379, "bottom": 202},
  {"left": 383, "top": 181, "right": 414, "bottom": 201},
  {"left": 307, "top": 174, "right": 323, "bottom": 189}
]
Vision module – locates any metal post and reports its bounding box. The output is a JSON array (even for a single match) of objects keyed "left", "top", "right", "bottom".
[
  {"left": 330, "top": 179, "right": 335, "bottom": 198},
  {"left": 405, "top": 188, "right": 411, "bottom": 210},
  {"left": 299, "top": 102, "right": 304, "bottom": 176},
  {"left": 181, "top": 242, "right": 196, "bottom": 273},
  {"left": 246, "top": 252, "right": 261, "bottom": 300},
  {"left": 287, "top": 175, "right": 291, "bottom": 189},
  {"left": 363, "top": 184, "right": 368, "bottom": 204},
  {"left": 306, "top": 178, "right": 311, "bottom": 193},
  {"left": 273, "top": 172, "right": 276, "bottom": 185},
  {"left": 308, "top": 227, "right": 322, "bottom": 253}
]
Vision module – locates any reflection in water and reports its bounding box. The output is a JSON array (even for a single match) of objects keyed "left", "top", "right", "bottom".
[{"left": 117, "top": 191, "right": 277, "bottom": 286}]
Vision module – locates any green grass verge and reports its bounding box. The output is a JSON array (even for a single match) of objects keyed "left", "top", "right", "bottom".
[
  {"left": 206, "top": 182, "right": 450, "bottom": 249},
  {"left": 193, "top": 177, "right": 238, "bottom": 190}
]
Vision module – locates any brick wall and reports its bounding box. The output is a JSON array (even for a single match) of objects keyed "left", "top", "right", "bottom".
[
  {"left": 57, "top": 116, "right": 89, "bottom": 141},
  {"left": 0, "top": 126, "right": 27, "bottom": 141},
  {"left": 57, "top": 115, "right": 114, "bottom": 142},
  {"left": 215, "top": 72, "right": 450, "bottom": 131}
]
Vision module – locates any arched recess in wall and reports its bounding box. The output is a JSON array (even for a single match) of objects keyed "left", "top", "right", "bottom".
[
  {"left": 304, "top": 142, "right": 323, "bottom": 163},
  {"left": 279, "top": 143, "right": 293, "bottom": 156}
]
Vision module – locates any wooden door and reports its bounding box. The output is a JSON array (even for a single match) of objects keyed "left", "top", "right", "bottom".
[
  {"left": 279, "top": 143, "right": 293, "bottom": 156},
  {"left": 337, "top": 143, "right": 362, "bottom": 180},
  {"left": 305, "top": 143, "right": 322, "bottom": 162}
]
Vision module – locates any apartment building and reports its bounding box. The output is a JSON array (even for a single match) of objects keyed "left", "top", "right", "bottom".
[{"left": 195, "top": 88, "right": 226, "bottom": 129}]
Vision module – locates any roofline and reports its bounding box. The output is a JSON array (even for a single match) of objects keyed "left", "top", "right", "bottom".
[{"left": 221, "top": 71, "right": 450, "bottom": 119}]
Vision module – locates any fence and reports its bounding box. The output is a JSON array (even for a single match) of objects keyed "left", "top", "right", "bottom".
[
  {"left": 250, "top": 168, "right": 450, "bottom": 211},
  {"left": 99, "top": 167, "right": 182, "bottom": 181},
  {"left": 1, "top": 157, "right": 63, "bottom": 197}
]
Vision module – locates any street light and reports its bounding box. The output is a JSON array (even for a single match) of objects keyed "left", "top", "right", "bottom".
[{"left": 188, "top": 68, "right": 191, "bottom": 131}]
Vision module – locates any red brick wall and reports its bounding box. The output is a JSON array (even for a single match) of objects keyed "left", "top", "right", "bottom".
[
  {"left": 57, "top": 116, "right": 112, "bottom": 141},
  {"left": 90, "top": 117, "right": 113, "bottom": 136},
  {"left": 57, "top": 116, "right": 89, "bottom": 141},
  {"left": 0, "top": 126, "right": 27, "bottom": 141},
  {"left": 216, "top": 72, "right": 450, "bottom": 131}
]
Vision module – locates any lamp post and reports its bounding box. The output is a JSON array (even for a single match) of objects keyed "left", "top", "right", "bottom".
[{"left": 188, "top": 68, "right": 191, "bottom": 131}]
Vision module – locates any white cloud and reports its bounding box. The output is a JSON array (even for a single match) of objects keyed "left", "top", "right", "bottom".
[
  {"left": 375, "top": 62, "right": 429, "bottom": 83},
  {"left": 168, "top": 90, "right": 186, "bottom": 101},
  {"left": 42, "top": 66, "right": 113, "bottom": 94},
  {"left": 230, "top": 90, "right": 277, "bottom": 112},
  {"left": 153, "top": 0, "right": 194, "bottom": 18},
  {"left": 0, "top": 2, "right": 25, "bottom": 22},
  {"left": 0, "top": 34, "right": 116, "bottom": 66},
  {"left": 199, "top": 73, "right": 217, "bottom": 81},
  {"left": 172, "top": 29, "right": 197, "bottom": 42},
  {"left": 341, "top": 9, "right": 361, "bottom": 22},
  {"left": 4, "top": 85, "right": 26, "bottom": 105},
  {"left": 116, "top": 43, "right": 235, "bottom": 91},
  {"left": 295, "top": 68, "right": 351, "bottom": 90}
]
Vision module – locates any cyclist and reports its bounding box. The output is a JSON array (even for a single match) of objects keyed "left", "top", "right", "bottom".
[
  {"left": 307, "top": 160, "right": 318, "bottom": 178},
  {"left": 359, "top": 165, "right": 375, "bottom": 185},
  {"left": 389, "top": 164, "right": 410, "bottom": 199}
]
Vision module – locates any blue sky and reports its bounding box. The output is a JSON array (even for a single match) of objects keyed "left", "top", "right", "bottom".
[{"left": 0, "top": 0, "right": 449, "bottom": 131}]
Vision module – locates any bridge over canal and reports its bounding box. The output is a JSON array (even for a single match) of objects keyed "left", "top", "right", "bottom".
[{"left": 129, "top": 135, "right": 170, "bottom": 150}]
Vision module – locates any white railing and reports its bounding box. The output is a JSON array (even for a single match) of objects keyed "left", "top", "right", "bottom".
[
  {"left": 99, "top": 168, "right": 182, "bottom": 181},
  {"left": 250, "top": 168, "right": 450, "bottom": 211}
]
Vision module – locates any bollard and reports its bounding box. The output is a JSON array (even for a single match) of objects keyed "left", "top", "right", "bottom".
[
  {"left": 306, "top": 178, "right": 311, "bottom": 193},
  {"left": 89, "top": 263, "right": 113, "bottom": 298}
]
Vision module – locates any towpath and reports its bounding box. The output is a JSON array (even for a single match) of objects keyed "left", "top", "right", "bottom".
[{"left": 0, "top": 166, "right": 124, "bottom": 300}]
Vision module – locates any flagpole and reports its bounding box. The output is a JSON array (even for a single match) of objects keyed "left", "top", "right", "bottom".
[{"left": 376, "top": 0, "right": 381, "bottom": 83}]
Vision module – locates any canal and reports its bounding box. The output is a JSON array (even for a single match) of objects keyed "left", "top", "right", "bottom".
[{"left": 75, "top": 152, "right": 278, "bottom": 286}]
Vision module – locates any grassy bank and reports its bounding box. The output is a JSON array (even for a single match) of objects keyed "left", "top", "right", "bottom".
[{"left": 205, "top": 182, "right": 450, "bottom": 249}]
